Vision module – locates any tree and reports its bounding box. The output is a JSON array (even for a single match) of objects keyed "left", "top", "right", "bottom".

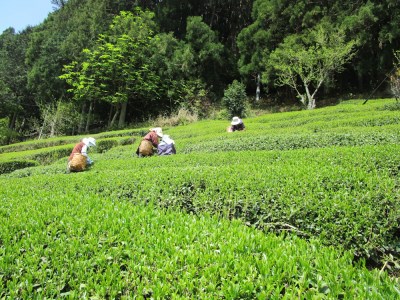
[
  {"left": 60, "top": 9, "right": 160, "bottom": 128},
  {"left": 26, "top": 0, "right": 114, "bottom": 133},
  {"left": 237, "top": 0, "right": 397, "bottom": 102},
  {"left": 36, "top": 101, "right": 80, "bottom": 138},
  {"left": 222, "top": 80, "right": 247, "bottom": 118},
  {"left": 237, "top": 0, "right": 307, "bottom": 101},
  {"left": 151, "top": 0, "right": 252, "bottom": 49},
  {"left": 237, "top": 22, "right": 266, "bottom": 102},
  {"left": 0, "top": 27, "right": 34, "bottom": 143},
  {"left": 390, "top": 51, "right": 400, "bottom": 101},
  {"left": 51, "top": 0, "right": 67, "bottom": 9},
  {"left": 184, "top": 16, "right": 225, "bottom": 97},
  {"left": 146, "top": 32, "right": 186, "bottom": 112},
  {"left": 267, "top": 24, "right": 356, "bottom": 109}
]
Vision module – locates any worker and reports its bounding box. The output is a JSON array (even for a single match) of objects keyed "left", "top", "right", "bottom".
[
  {"left": 227, "top": 116, "right": 245, "bottom": 132},
  {"left": 158, "top": 134, "right": 176, "bottom": 155},
  {"left": 136, "top": 127, "right": 163, "bottom": 157},
  {"left": 67, "top": 137, "right": 96, "bottom": 172}
]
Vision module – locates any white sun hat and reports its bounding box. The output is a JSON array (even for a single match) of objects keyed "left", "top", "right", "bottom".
[
  {"left": 83, "top": 137, "right": 96, "bottom": 147},
  {"left": 150, "top": 127, "right": 163, "bottom": 138},
  {"left": 87, "top": 137, "right": 96, "bottom": 147},
  {"left": 231, "top": 116, "right": 241, "bottom": 125}
]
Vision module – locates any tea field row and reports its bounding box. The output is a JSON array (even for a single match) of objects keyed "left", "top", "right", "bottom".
[
  {"left": 1, "top": 98, "right": 399, "bottom": 297},
  {"left": 5, "top": 144, "right": 400, "bottom": 264},
  {"left": 0, "top": 183, "right": 398, "bottom": 298}
]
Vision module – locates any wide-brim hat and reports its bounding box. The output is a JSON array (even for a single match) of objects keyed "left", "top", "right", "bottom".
[
  {"left": 83, "top": 137, "right": 96, "bottom": 147},
  {"left": 150, "top": 127, "right": 163, "bottom": 138},
  {"left": 231, "top": 116, "right": 241, "bottom": 125},
  {"left": 87, "top": 137, "right": 96, "bottom": 147},
  {"left": 82, "top": 138, "right": 89, "bottom": 146}
]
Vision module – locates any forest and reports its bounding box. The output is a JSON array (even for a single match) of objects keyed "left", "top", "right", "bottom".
[{"left": 0, "top": 0, "right": 399, "bottom": 144}]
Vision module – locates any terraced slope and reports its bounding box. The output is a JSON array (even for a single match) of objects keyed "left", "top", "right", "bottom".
[{"left": 1, "top": 99, "right": 399, "bottom": 298}]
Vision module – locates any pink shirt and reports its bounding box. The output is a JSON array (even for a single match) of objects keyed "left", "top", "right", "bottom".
[{"left": 143, "top": 131, "right": 159, "bottom": 147}]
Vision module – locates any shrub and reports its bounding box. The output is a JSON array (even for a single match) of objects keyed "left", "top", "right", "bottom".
[
  {"left": 27, "top": 146, "right": 72, "bottom": 165},
  {"left": 222, "top": 80, "right": 247, "bottom": 118},
  {"left": 155, "top": 108, "right": 198, "bottom": 127},
  {"left": 0, "top": 160, "right": 39, "bottom": 174},
  {"left": 94, "top": 137, "right": 135, "bottom": 152},
  {"left": 0, "top": 118, "right": 19, "bottom": 146},
  {"left": 390, "top": 50, "right": 400, "bottom": 100}
]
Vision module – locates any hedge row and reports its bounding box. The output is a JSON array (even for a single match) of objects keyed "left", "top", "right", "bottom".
[
  {"left": 9, "top": 144, "right": 398, "bottom": 266},
  {"left": 181, "top": 131, "right": 400, "bottom": 153},
  {"left": 0, "top": 132, "right": 140, "bottom": 154},
  {"left": 0, "top": 159, "right": 39, "bottom": 174},
  {"left": 0, "top": 179, "right": 398, "bottom": 298},
  {"left": 0, "top": 137, "right": 135, "bottom": 174}
]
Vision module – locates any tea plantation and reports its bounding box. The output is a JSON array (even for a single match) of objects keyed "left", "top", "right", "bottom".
[{"left": 0, "top": 99, "right": 399, "bottom": 298}]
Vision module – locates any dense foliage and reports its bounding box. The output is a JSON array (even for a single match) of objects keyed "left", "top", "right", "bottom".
[{"left": 0, "top": 0, "right": 400, "bottom": 144}]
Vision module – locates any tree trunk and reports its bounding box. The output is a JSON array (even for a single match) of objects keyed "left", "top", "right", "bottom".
[
  {"left": 85, "top": 100, "right": 94, "bottom": 133},
  {"left": 118, "top": 101, "right": 127, "bottom": 128},
  {"left": 256, "top": 73, "right": 261, "bottom": 102},
  {"left": 5, "top": 112, "right": 18, "bottom": 144},
  {"left": 107, "top": 105, "right": 114, "bottom": 127},
  {"left": 50, "top": 119, "right": 56, "bottom": 137},
  {"left": 78, "top": 102, "right": 87, "bottom": 134},
  {"left": 38, "top": 114, "right": 47, "bottom": 139},
  {"left": 110, "top": 104, "right": 120, "bottom": 128},
  {"left": 8, "top": 112, "right": 17, "bottom": 131},
  {"left": 308, "top": 98, "right": 316, "bottom": 110},
  {"left": 304, "top": 84, "right": 316, "bottom": 110}
]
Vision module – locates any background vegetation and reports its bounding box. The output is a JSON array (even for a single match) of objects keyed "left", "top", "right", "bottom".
[{"left": 1, "top": 0, "right": 400, "bottom": 144}]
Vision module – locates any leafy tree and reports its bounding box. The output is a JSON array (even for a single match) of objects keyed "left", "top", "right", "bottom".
[
  {"left": 237, "top": 0, "right": 400, "bottom": 101},
  {"left": 143, "top": 15, "right": 226, "bottom": 116},
  {"left": 237, "top": 0, "right": 305, "bottom": 101},
  {"left": 36, "top": 101, "right": 80, "bottom": 138},
  {"left": 222, "top": 80, "right": 247, "bottom": 118},
  {"left": 183, "top": 16, "right": 225, "bottom": 97},
  {"left": 152, "top": 0, "right": 252, "bottom": 48},
  {"left": 60, "top": 9, "right": 160, "bottom": 128},
  {"left": 267, "top": 24, "right": 356, "bottom": 109},
  {"left": 51, "top": 0, "right": 67, "bottom": 9},
  {"left": 390, "top": 51, "right": 400, "bottom": 100},
  {"left": 149, "top": 0, "right": 253, "bottom": 99},
  {"left": 147, "top": 33, "right": 187, "bottom": 113},
  {"left": 26, "top": 0, "right": 114, "bottom": 132},
  {"left": 0, "top": 28, "right": 34, "bottom": 143}
]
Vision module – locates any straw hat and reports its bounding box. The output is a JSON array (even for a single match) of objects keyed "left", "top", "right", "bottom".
[
  {"left": 150, "top": 127, "right": 163, "bottom": 137},
  {"left": 231, "top": 116, "right": 241, "bottom": 125}
]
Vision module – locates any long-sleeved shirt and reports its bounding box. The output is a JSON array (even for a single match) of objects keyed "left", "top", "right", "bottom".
[
  {"left": 143, "top": 131, "right": 159, "bottom": 147},
  {"left": 231, "top": 122, "right": 245, "bottom": 132},
  {"left": 68, "top": 141, "right": 88, "bottom": 161}
]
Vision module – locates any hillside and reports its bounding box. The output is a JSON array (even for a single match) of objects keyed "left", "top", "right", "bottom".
[
  {"left": 0, "top": 99, "right": 399, "bottom": 298},
  {"left": 2, "top": 1, "right": 400, "bottom": 143}
]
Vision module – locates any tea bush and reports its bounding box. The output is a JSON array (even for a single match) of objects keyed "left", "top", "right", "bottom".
[
  {"left": 0, "top": 137, "right": 136, "bottom": 174},
  {"left": 0, "top": 180, "right": 398, "bottom": 298},
  {"left": 0, "top": 159, "right": 39, "bottom": 174},
  {"left": 1, "top": 98, "right": 400, "bottom": 297}
]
